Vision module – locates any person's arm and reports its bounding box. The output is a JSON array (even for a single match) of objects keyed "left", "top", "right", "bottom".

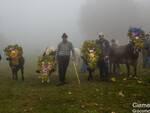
[{"left": 55, "top": 43, "right": 60, "bottom": 61}]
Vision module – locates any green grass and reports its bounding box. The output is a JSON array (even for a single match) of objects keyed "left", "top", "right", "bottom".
[{"left": 0, "top": 57, "right": 150, "bottom": 113}]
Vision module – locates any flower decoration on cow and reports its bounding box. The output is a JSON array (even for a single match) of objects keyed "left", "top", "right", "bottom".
[
  {"left": 81, "top": 40, "right": 101, "bottom": 69},
  {"left": 36, "top": 48, "right": 56, "bottom": 83},
  {"left": 128, "top": 27, "right": 145, "bottom": 49},
  {"left": 4, "top": 44, "right": 23, "bottom": 65}
]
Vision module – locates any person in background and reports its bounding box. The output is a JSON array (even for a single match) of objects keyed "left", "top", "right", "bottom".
[
  {"left": 96, "top": 32, "right": 110, "bottom": 81},
  {"left": 110, "top": 39, "right": 121, "bottom": 75},
  {"left": 80, "top": 56, "right": 87, "bottom": 73},
  {"left": 111, "top": 39, "right": 118, "bottom": 48},
  {"left": 143, "top": 33, "right": 150, "bottom": 68},
  {"left": 56, "top": 33, "right": 75, "bottom": 86}
]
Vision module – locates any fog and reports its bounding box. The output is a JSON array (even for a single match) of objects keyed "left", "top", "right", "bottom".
[
  {"left": 80, "top": 0, "right": 150, "bottom": 44},
  {"left": 0, "top": 0, "right": 86, "bottom": 55},
  {"left": 0, "top": 0, "right": 150, "bottom": 55}
]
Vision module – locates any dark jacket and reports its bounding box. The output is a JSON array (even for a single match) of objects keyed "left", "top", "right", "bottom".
[{"left": 96, "top": 38, "right": 110, "bottom": 56}]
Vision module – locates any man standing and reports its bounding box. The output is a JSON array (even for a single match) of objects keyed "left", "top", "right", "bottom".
[
  {"left": 56, "top": 33, "right": 75, "bottom": 86},
  {"left": 96, "top": 32, "right": 110, "bottom": 81}
]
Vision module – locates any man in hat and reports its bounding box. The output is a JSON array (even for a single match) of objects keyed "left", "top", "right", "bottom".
[
  {"left": 96, "top": 32, "right": 110, "bottom": 81},
  {"left": 56, "top": 33, "right": 75, "bottom": 86}
]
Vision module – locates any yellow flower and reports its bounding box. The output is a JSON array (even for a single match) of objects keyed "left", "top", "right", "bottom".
[
  {"left": 132, "top": 38, "right": 144, "bottom": 48},
  {"left": 10, "top": 50, "right": 19, "bottom": 58},
  {"left": 111, "top": 77, "right": 116, "bottom": 82}
]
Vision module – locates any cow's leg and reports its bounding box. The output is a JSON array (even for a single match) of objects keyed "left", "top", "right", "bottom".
[
  {"left": 47, "top": 72, "right": 51, "bottom": 83},
  {"left": 126, "top": 64, "right": 130, "bottom": 77},
  {"left": 16, "top": 72, "right": 18, "bottom": 80},
  {"left": 99, "top": 67, "right": 102, "bottom": 80},
  {"left": 104, "top": 64, "right": 109, "bottom": 81},
  {"left": 109, "top": 62, "right": 112, "bottom": 74},
  {"left": 88, "top": 69, "right": 93, "bottom": 81},
  {"left": 15, "top": 69, "right": 18, "bottom": 80},
  {"left": 113, "top": 63, "right": 116, "bottom": 74},
  {"left": 21, "top": 67, "right": 24, "bottom": 81},
  {"left": 11, "top": 68, "right": 15, "bottom": 80},
  {"left": 133, "top": 64, "right": 137, "bottom": 77},
  {"left": 116, "top": 64, "right": 121, "bottom": 75},
  {"left": 13, "top": 70, "right": 18, "bottom": 80}
]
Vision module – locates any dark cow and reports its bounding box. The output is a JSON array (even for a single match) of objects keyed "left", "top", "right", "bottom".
[{"left": 109, "top": 43, "right": 140, "bottom": 77}]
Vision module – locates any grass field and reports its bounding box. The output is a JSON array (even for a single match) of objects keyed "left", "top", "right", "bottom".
[{"left": 0, "top": 56, "right": 150, "bottom": 113}]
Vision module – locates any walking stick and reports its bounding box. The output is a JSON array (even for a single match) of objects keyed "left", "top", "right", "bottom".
[{"left": 73, "top": 61, "right": 81, "bottom": 84}]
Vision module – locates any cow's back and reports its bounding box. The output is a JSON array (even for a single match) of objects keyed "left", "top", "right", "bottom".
[
  {"left": 110, "top": 44, "right": 138, "bottom": 64},
  {"left": 110, "top": 45, "right": 128, "bottom": 62}
]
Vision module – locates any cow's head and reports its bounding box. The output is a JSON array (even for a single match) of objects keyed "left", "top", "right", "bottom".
[
  {"left": 10, "top": 49, "right": 19, "bottom": 59},
  {"left": 132, "top": 36, "right": 144, "bottom": 49},
  {"left": 128, "top": 27, "right": 145, "bottom": 50},
  {"left": 88, "top": 48, "right": 96, "bottom": 59},
  {"left": 40, "top": 61, "right": 53, "bottom": 75}
]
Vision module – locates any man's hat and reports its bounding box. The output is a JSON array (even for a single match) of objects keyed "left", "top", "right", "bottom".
[
  {"left": 145, "top": 33, "right": 150, "bottom": 37},
  {"left": 62, "top": 33, "right": 68, "bottom": 38},
  {"left": 98, "top": 32, "right": 104, "bottom": 37}
]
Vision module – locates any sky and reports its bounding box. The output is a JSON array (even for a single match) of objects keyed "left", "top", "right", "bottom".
[{"left": 0, "top": 0, "right": 150, "bottom": 54}]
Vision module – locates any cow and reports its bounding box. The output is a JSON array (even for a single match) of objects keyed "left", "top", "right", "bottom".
[
  {"left": 6, "top": 56, "right": 25, "bottom": 80},
  {"left": 4, "top": 46, "right": 25, "bottom": 81},
  {"left": 110, "top": 28, "right": 145, "bottom": 78},
  {"left": 81, "top": 40, "right": 101, "bottom": 81},
  {"left": 36, "top": 47, "right": 56, "bottom": 83}
]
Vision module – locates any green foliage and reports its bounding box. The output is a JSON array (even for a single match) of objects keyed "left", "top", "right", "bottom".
[
  {"left": 128, "top": 28, "right": 145, "bottom": 49},
  {"left": 3, "top": 44, "right": 23, "bottom": 65},
  {"left": 4, "top": 44, "right": 23, "bottom": 57},
  {"left": 38, "top": 55, "right": 55, "bottom": 67},
  {"left": 37, "top": 54, "right": 56, "bottom": 73},
  {"left": 81, "top": 40, "right": 101, "bottom": 69}
]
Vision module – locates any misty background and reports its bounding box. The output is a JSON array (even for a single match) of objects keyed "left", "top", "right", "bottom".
[
  {"left": 80, "top": 0, "right": 150, "bottom": 44},
  {"left": 0, "top": 0, "right": 150, "bottom": 56}
]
